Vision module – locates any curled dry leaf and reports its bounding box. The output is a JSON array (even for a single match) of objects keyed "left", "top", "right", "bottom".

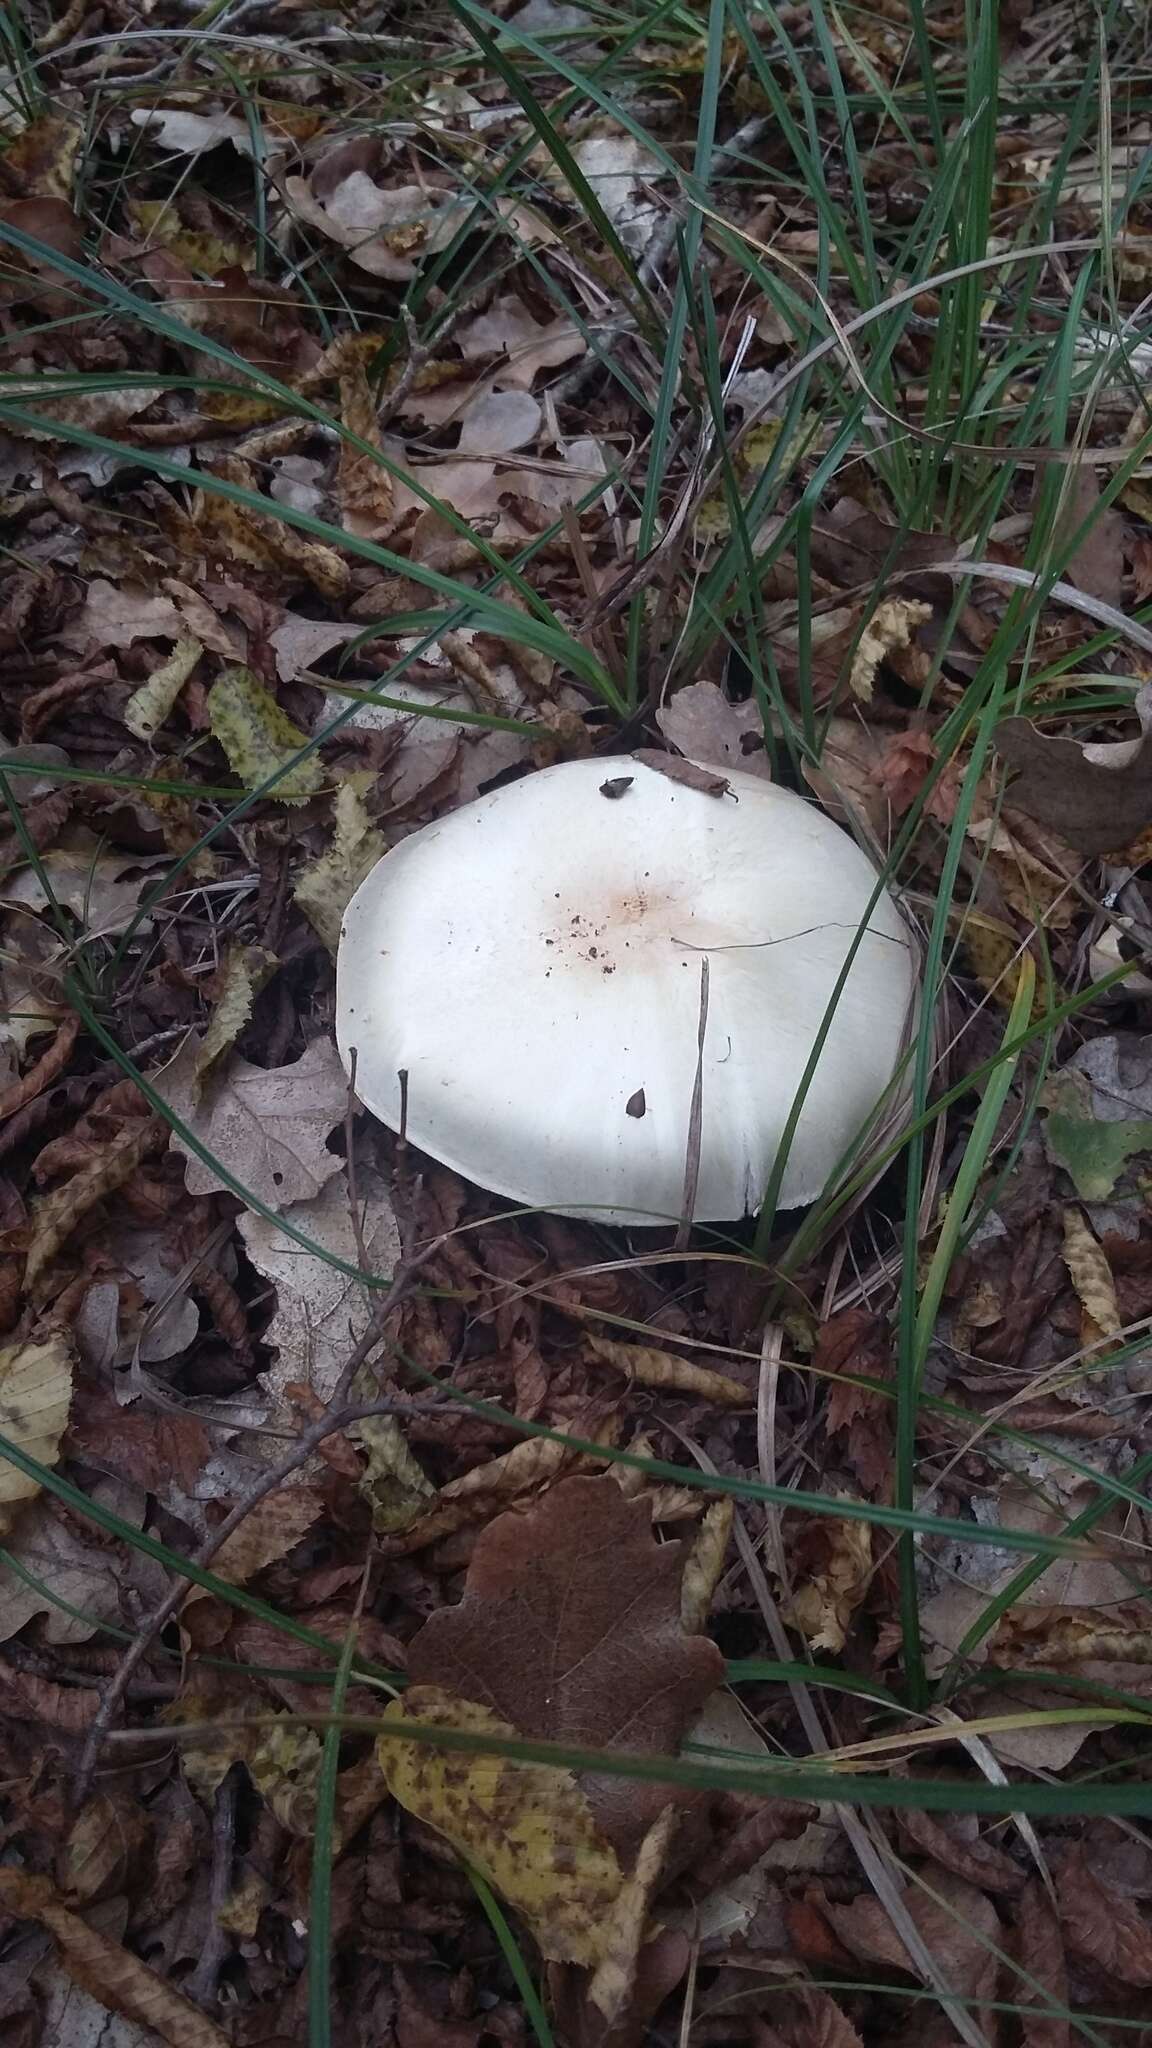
[
  {"left": 1061, "top": 1207, "right": 1121, "bottom": 1338},
  {"left": 196, "top": 943, "right": 279, "bottom": 1078},
  {"left": 0, "top": 1867, "right": 232, "bottom": 2047},
  {"left": 1014, "top": 1881, "right": 1070, "bottom": 2048},
  {"left": 585, "top": 1333, "right": 748, "bottom": 1405},
  {"left": 0, "top": 1332, "right": 73, "bottom": 1533},
  {"left": 848, "top": 597, "right": 932, "bottom": 702},
  {"left": 785, "top": 1512, "right": 872, "bottom": 1654},
  {"left": 380, "top": 1686, "right": 625, "bottom": 1965},
  {"left": 338, "top": 361, "right": 395, "bottom": 535},
  {"left": 630, "top": 749, "right": 731, "bottom": 797},
  {"left": 586, "top": 1805, "right": 679, "bottom": 2025},
  {"left": 123, "top": 637, "right": 202, "bottom": 741},
  {"left": 294, "top": 778, "right": 387, "bottom": 955},
  {"left": 25, "top": 1116, "right": 167, "bottom": 1295}
]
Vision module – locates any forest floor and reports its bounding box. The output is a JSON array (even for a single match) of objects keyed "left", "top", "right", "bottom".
[{"left": 2, "top": 2, "right": 1152, "bottom": 2045}]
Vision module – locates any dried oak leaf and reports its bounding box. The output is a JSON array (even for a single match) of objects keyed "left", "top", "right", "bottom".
[
  {"left": 654, "top": 681, "right": 770, "bottom": 779},
  {"left": 158, "top": 1035, "right": 346, "bottom": 1207},
  {"left": 996, "top": 684, "right": 1152, "bottom": 854},
  {"left": 401, "top": 1473, "right": 724, "bottom": 1860}
]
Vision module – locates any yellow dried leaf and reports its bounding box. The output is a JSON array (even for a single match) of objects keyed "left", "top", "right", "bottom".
[
  {"left": 786, "top": 1516, "right": 872, "bottom": 1654},
  {"left": 25, "top": 1120, "right": 165, "bottom": 1294},
  {"left": 217, "top": 1870, "right": 269, "bottom": 1938},
  {"left": 587, "top": 1805, "right": 677, "bottom": 2025},
  {"left": 294, "top": 778, "right": 386, "bottom": 954},
  {"left": 681, "top": 1499, "right": 733, "bottom": 1632},
  {"left": 391, "top": 1419, "right": 619, "bottom": 1554},
  {"left": 0, "top": 1333, "right": 73, "bottom": 1534},
  {"left": 195, "top": 457, "right": 349, "bottom": 600},
  {"left": 248, "top": 1715, "right": 323, "bottom": 1835},
  {"left": 1, "top": 114, "right": 82, "bottom": 199},
  {"left": 197, "top": 942, "right": 279, "bottom": 1076},
  {"left": 338, "top": 362, "right": 394, "bottom": 532},
  {"left": 849, "top": 598, "right": 932, "bottom": 703},
  {"left": 208, "top": 666, "right": 324, "bottom": 804},
  {"left": 128, "top": 198, "right": 250, "bottom": 276},
  {"left": 123, "top": 636, "right": 203, "bottom": 742},
  {"left": 1062, "top": 1208, "right": 1121, "bottom": 1338},
  {"left": 379, "top": 1686, "right": 624, "bottom": 1964},
  {"left": 587, "top": 1334, "right": 748, "bottom": 1406},
  {"left": 957, "top": 909, "right": 1045, "bottom": 1017},
  {"left": 355, "top": 1409, "right": 435, "bottom": 1533}
]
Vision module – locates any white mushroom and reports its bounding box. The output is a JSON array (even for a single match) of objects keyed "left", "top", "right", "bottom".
[{"left": 336, "top": 755, "right": 917, "bottom": 1223}]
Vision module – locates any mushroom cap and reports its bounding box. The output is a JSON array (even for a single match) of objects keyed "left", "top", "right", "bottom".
[{"left": 336, "top": 756, "right": 917, "bottom": 1222}]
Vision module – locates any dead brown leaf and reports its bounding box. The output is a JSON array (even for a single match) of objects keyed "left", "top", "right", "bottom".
[
  {"left": 823, "top": 1868, "right": 1000, "bottom": 2012},
  {"left": 996, "top": 685, "right": 1152, "bottom": 854},
  {"left": 206, "top": 1486, "right": 324, "bottom": 1586},
  {"left": 0, "top": 1867, "right": 231, "bottom": 2046},
  {"left": 338, "top": 359, "right": 395, "bottom": 535},
  {"left": 406, "top": 1473, "right": 725, "bottom": 1859},
  {"left": 785, "top": 1513, "right": 872, "bottom": 1654},
  {"left": 25, "top": 1117, "right": 167, "bottom": 1295},
  {"left": 1061, "top": 468, "right": 1126, "bottom": 607},
  {"left": 585, "top": 1334, "right": 749, "bottom": 1405},
  {"left": 814, "top": 1308, "right": 894, "bottom": 1498},
  {"left": 57, "top": 1794, "right": 151, "bottom": 1906},
  {"left": 630, "top": 749, "right": 732, "bottom": 798},
  {"left": 1014, "top": 1881, "right": 1070, "bottom": 2048},
  {"left": 655, "top": 681, "right": 771, "bottom": 779},
  {"left": 899, "top": 1807, "right": 1024, "bottom": 1895},
  {"left": 1057, "top": 1844, "right": 1152, "bottom": 1983},
  {"left": 0, "top": 197, "right": 85, "bottom": 312}
]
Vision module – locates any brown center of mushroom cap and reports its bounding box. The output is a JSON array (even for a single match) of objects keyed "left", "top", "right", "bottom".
[{"left": 541, "top": 879, "right": 736, "bottom": 974}]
